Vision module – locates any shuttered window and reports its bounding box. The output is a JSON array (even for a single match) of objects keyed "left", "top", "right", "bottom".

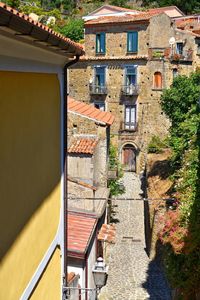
[
  {"left": 127, "top": 32, "right": 138, "bottom": 53},
  {"left": 95, "top": 67, "right": 105, "bottom": 86},
  {"left": 96, "top": 33, "right": 106, "bottom": 54},
  {"left": 154, "top": 72, "right": 162, "bottom": 89}
]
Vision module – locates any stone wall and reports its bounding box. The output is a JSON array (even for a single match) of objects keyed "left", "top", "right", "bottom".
[{"left": 69, "top": 14, "right": 199, "bottom": 173}]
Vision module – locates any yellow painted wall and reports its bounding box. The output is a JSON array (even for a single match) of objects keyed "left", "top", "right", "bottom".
[
  {"left": 0, "top": 71, "right": 61, "bottom": 299},
  {"left": 30, "top": 248, "right": 61, "bottom": 300}
]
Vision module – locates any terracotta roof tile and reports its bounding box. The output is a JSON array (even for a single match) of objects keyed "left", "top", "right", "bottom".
[
  {"left": 85, "top": 11, "right": 159, "bottom": 25},
  {"left": 68, "top": 212, "right": 97, "bottom": 254},
  {"left": 80, "top": 55, "right": 148, "bottom": 61},
  {"left": 68, "top": 97, "right": 115, "bottom": 125},
  {"left": 0, "top": 2, "right": 84, "bottom": 55},
  {"left": 68, "top": 137, "right": 98, "bottom": 154},
  {"left": 98, "top": 224, "right": 116, "bottom": 243}
]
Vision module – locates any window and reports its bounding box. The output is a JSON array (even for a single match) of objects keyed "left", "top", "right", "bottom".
[
  {"left": 153, "top": 72, "right": 162, "bottom": 89},
  {"left": 197, "top": 44, "right": 200, "bottom": 55},
  {"left": 176, "top": 43, "right": 183, "bottom": 55},
  {"left": 125, "top": 66, "right": 137, "bottom": 86},
  {"left": 96, "top": 33, "right": 105, "bottom": 54},
  {"left": 95, "top": 66, "right": 105, "bottom": 87},
  {"left": 125, "top": 105, "right": 136, "bottom": 130},
  {"left": 127, "top": 32, "right": 138, "bottom": 53},
  {"left": 94, "top": 101, "right": 105, "bottom": 111},
  {"left": 173, "top": 68, "right": 178, "bottom": 79}
]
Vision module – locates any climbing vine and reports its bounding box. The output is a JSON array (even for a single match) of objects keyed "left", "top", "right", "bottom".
[
  {"left": 159, "top": 70, "right": 200, "bottom": 298},
  {"left": 108, "top": 143, "right": 125, "bottom": 196}
]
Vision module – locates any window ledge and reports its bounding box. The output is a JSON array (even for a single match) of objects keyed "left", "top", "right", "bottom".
[
  {"left": 95, "top": 52, "right": 106, "bottom": 56},
  {"left": 126, "top": 52, "right": 138, "bottom": 55}
]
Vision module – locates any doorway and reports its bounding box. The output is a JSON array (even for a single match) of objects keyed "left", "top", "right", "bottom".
[{"left": 122, "top": 144, "right": 136, "bottom": 172}]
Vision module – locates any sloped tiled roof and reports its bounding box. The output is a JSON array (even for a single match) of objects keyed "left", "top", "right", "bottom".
[
  {"left": 85, "top": 11, "right": 158, "bottom": 25},
  {"left": 68, "top": 97, "right": 115, "bottom": 125},
  {"left": 148, "top": 6, "right": 184, "bottom": 17},
  {"left": 0, "top": 2, "right": 84, "bottom": 56},
  {"left": 68, "top": 212, "right": 97, "bottom": 255},
  {"left": 68, "top": 137, "right": 98, "bottom": 154},
  {"left": 86, "top": 4, "right": 137, "bottom": 16},
  {"left": 98, "top": 224, "right": 116, "bottom": 243},
  {"left": 80, "top": 55, "right": 148, "bottom": 61}
]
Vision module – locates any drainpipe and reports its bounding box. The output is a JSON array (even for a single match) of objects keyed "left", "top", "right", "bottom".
[{"left": 63, "top": 55, "right": 80, "bottom": 299}]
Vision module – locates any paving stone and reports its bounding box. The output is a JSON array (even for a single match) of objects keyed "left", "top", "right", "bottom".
[{"left": 100, "top": 173, "right": 171, "bottom": 300}]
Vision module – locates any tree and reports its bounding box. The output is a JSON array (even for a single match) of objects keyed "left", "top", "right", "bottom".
[
  {"left": 110, "top": 0, "right": 129, "bottom": 7},
  {"left": 159, "top": 71, "right": 200, "bottom": 297},
  {"left": 5, "top": 0, "right": 20, "bottom": 8},
  {"left": 57, "top": 18, "right": 84, "bottom": 42}
]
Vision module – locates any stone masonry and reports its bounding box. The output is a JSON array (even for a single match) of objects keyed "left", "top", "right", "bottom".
[{"left": 69, "top": 7, "right": 200, "bottom": 173}]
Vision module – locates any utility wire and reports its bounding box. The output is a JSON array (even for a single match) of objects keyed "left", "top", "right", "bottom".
[{"left": 67, "top": 197, "right": 175, "bottom": 201}]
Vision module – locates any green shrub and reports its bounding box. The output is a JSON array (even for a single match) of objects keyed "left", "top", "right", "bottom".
[{"left": 148, "top": 135, "right": 167, "bottom": 153}]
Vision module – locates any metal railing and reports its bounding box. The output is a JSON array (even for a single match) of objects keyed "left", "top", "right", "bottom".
[
  {"left": 89, "top": 84, "right": 107, "bottom": 95},
  {"left": 120, "top": 121, "right": 138, "bottom": 132},
  {"left": 170, "top": 49, "right": 193, "bottom": 61},
  {"left": 121, "top": 84, "right": 140, "bottom": 96}
]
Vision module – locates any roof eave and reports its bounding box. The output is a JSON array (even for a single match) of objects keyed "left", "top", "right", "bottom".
[{"left": 0, "top": 4, "right": 84, "bottom": 57}]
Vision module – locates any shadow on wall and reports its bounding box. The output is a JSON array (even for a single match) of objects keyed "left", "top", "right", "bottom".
[{"left": 0, "top": 71, "right": 61, "bottom": 261}]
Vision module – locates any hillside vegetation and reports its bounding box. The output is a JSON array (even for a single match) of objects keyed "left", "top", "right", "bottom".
[{"left": 2, "top": 0, "right": 200, "bottom": 42}]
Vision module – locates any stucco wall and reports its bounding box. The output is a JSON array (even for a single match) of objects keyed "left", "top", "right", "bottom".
[
  {"left": 30, "top": 248, "right": 61, "bottom": 300},
  {"left": 0, "top": 71, "right": 61, "bottom": 300}
]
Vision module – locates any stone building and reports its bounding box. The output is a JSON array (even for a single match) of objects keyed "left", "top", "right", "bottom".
[
  {"left": 67, "top": 97, "right": 115, "bottom": 298},
  {"left": 69, "top": 5, "right": 200, "bottom": 173}
]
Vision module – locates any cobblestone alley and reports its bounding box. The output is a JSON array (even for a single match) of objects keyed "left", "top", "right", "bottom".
[{"left": 99, "top": 172, "right": 171, "bottom": 300}]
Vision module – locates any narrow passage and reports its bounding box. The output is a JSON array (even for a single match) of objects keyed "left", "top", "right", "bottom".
[{"left": 100, "top": 172, "right": 171, "bottom": 300}]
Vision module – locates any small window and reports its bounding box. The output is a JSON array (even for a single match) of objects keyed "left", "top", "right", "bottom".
[
  {"left": 96, "top": 33, "right": 105, "bottom": 54},
  {"left": 197, "top": 44, "right": 200, "bottom": 55},
  {"left": 127, "top": 32, "right": 138, "bottom": 53},
  {"left": 176, "top": 43, "right": 183, "bottom": 55},
  {"left": 94, "top": 101, "right": 105, "bottom": 111},
  {"left": 173, "top": 68, "right": 178, "bottom": 79},
  {"left": 153, "top": 72, "right": 162, "bottom": 89}
]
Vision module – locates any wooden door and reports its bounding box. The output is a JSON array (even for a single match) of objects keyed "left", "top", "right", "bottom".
[{"left": 123, "top": 146, "right": 136, "bottom": 172}]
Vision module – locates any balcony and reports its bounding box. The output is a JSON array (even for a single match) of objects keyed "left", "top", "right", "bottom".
[
  {"left": 121, "top": 84, "right": 140, "bottom": 96},
  {"left": 119, "top": 121, "right": 138, "bottom": 132},
  {"left": 170, "top": 49, "right": 193, "bottom": 62},
  {"left": 89, "top": 83, "right": 107, "bottom": 95}
]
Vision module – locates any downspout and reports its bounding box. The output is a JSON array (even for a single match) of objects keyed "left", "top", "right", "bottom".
[{"left": 63, "top": 55, "right": 80, "bottom": 298}]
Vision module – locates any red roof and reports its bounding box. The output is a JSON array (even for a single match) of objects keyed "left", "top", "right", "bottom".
[
  {"left": 68, "top": 137, "right": 98, "bottom": 155},
  {"left": 68, "top": 97, "right": 114, "bottom": 125},
  {"left": 67, "top": 213, "right": 97, "bottom": 255},
  {"left": 0, "top": 2, "right": 84, "bottom": 56},
  {"left": 85, "top": 11, "right": 158, "bottom": 25},
  {"left": 98, "top": 224, "right": 116, "bottom": 243}
]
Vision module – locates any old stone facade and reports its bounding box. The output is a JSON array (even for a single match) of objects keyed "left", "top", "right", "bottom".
[{"left": 69, "top": 6, "right": 200, "bottom": 173}]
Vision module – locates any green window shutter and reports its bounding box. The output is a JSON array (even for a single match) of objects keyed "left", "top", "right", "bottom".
[
  {"left": 127, "top": 32, "right": 138, "bottom": 53},
  {"left": 96, "top": 33, "right": 105, "bottom": 54}
]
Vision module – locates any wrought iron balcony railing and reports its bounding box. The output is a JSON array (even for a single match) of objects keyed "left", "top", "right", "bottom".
[
  {"left": 120, "top": 121, "right": 138, "bottom": 132},
  {"left": 89, "top": 83, "right": 107, "bottom": 95},
  {"left": 170, "top": 49, "right": 193, "bottom": 62},
  {"left": 121, "top": 84, "right": 140, "bottom": 96}
]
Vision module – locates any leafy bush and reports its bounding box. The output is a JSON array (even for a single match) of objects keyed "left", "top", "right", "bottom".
[
  {"left": 56, "top": 18, "right": 84, "bottom": 42},
  {"left": 159, "top": 70, "right": 200, "bottom": 296},
  {"left": 148, "top": 135, "right": 167, "bottom": 153},
  {"left": 108, "top": 143, "right": 125, "bottom": 196}
]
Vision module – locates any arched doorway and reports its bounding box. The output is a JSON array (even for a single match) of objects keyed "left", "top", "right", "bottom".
[{"left": 122, "top": 144, "right": 137, "bottom": 172}]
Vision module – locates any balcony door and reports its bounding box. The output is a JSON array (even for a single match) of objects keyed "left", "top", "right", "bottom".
[
  {"left": 125, "top": 105, "right": 136, "bottom": 130},
  {"left": 95, "top": 66, "right": 105, "bottom": 93}
]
